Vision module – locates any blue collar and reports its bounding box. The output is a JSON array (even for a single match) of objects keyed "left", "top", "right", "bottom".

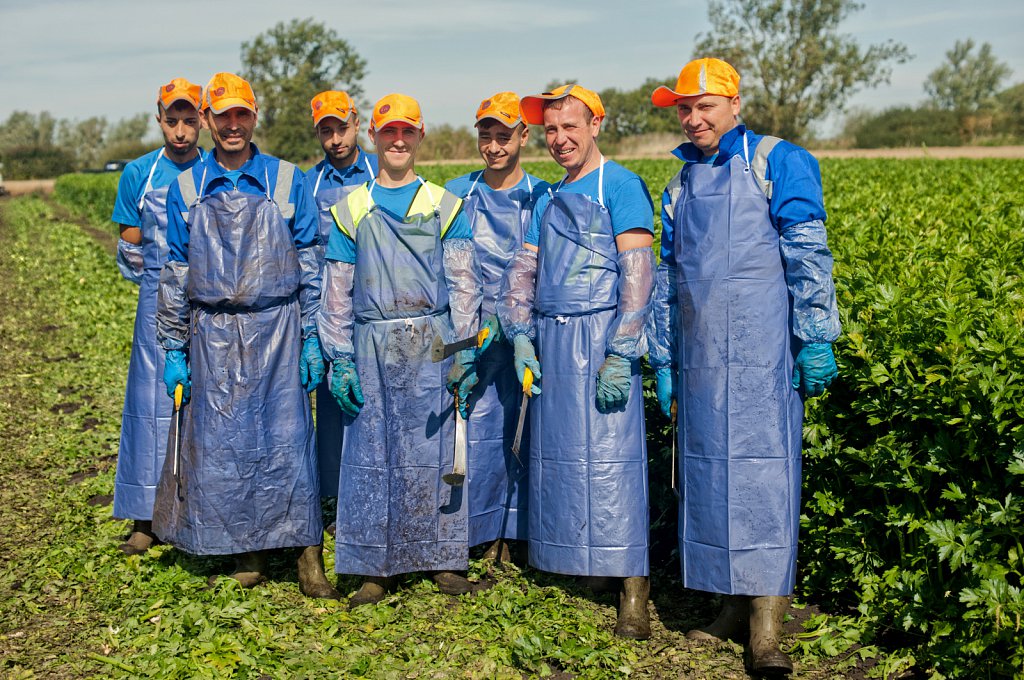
[
  {"left": 671, "top": 125, "right": 747, "bottom": 165},
  {"left": 203, "top": 143, "right": 271, "bottom": 192},
  {"left": 321, "top": 148, "right": 370, "bottom": 181}
]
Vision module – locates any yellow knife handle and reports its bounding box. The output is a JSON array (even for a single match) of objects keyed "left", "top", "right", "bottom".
[
  {"left": 476, "top": 326, "right": 491, "bottom": 347},
  {"left": 670, "top": 399, "right": 677, "bottom": 423},
  {"left": 174, "top": 383, "right": 183, "bottom": 411},
  {"left": 523, "top": 367, "right": 534, "bottom": 396}
]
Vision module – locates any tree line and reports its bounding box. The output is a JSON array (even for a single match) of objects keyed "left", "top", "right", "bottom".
[{"left": 2, "top": 1, "right": 1021, "bottom": 179}]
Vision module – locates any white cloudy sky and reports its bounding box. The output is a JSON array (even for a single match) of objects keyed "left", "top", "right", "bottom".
[{"left": 1, "top": 0, "right": 1022, "bottom": 138}]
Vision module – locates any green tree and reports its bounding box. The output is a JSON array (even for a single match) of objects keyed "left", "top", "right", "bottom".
[
  {"left": 924, "top": 39, "right": 1012, "bottom": 112},
  {"left": 241, "top": 18, "right": 368, "bottom": 162},
  {"left": 694, "top": 0, "right": 910, "bottom": 142}
]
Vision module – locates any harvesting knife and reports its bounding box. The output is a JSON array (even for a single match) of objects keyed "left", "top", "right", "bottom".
[
  {"left": 509, "top": 367, "right": 534, "bottom": 466},
  {"left": 431, "top": 327, "right": 490, "bottom": 363},
  {"left": 670, "top": 400, "right": 679, "bottom": 500},
  {"left": 169, "top": 384, "right": 184, "bottom": 499},
  {"left": 443, "top": 395, "right": 467, "bottom": 486}
]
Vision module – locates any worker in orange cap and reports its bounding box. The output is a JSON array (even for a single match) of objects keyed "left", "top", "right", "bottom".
[
  {"left": 111, "top": 77, "right": 205, "bottom": 556},
  {"left": 318, "top": 93, "right": 484, "bottom": 607},
  {"left": 648, "top": 57, "right": 840, "bottom": 675},
  {"left": 154, "top": 72, "right": 338, "bottom": 600},
  {"left": 495, "top": 84, "right": 656, "bottom": 639},
  {"left": 305, "top": 91, "right": 378, "bottom": 509},
  {"left": 444, "top": 92, "right": 549, "bottom": 564}
]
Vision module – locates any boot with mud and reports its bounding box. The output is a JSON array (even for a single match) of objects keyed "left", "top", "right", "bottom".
[
  {"left": 746, "top": 596, "right": 794, "bottom": 676},
  {"left": 613, "top": 576, "right": 651, "bottom": 640},
  {"left": 297, "top": 544, "right": 341, "bottom": 600},
  {"left": 349, "top": 576, "right": 390, "bottom": 609},
  {"left": 481, "top": 539, "right": 511, "bottom": 563},
  {"left": 212, "top": 551, "right": 267, "bottom": 588},
  {"left": 118, "top": 520, "right": 160, "bottom": 555},
  {"left": 432, "top": 571, "right": 475, "bottom": 595},
  {"left": 686, "top": 594, "right": 750, "bottom": 642}
]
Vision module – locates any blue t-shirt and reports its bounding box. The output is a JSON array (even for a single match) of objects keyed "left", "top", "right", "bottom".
[
  {"left": 111, "top": 147, "right": 204, "bottom": 227},
  {"left": 325, "top": 178, "right": 471, "bottom": 264},
  {"left": 444, "top": 170, "right": 548, "bottom": 202},
  {"left": 659, "top": 125, "right": 826, "bottom": 266},
  {"left": 524, "top": 159, "right": 654, "bottom": 246},
  {"left": 164, "top": 144, "right": 318, "bottom": 263},
  {"left": 304, "top": 149, "right": 379, "bottom": 195}
]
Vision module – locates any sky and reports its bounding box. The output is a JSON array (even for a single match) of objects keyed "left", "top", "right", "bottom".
[{"left": 1, "top": 0, "right": 1022, "bottom": 139}]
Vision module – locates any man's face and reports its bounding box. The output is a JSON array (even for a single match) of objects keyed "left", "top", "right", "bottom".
[
  {"left": 316, "top": 116, "right": 360, "bottom": 165},
  {"left": 676, "top": 94, "right": 740, "bottom": 156},
  {"left": 542, "top": 98, "right": 601, "bottom": 174},
  {"left": 156, "top": 101, "right": 201, "bottom": 158},
  {"left": 369, "top": 122, "right": 423, "bottom": 174},
  {"left": 204, "top": 107, "right": 257, "bottom": 155},
  {"left": 476, "top": 120, "right": 528, "bottom": 173}
]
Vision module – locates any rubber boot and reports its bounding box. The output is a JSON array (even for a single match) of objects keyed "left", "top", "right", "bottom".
[
  {"left": 686, "top": 594, "right": 750, "bottom": 642},
  {"left": 747, "top": 596, "right": 794, "bottom": 676},
  {"left": 432, "top": 571, "right": 474, "bottom": 595},
  {"left": 297, "top": 544, "right": 341, "bottom": 600},
  {"left": 223, "top": 551, "right": 267, "bottom": 588},
  {"left": 481, "top": 539, "right": 511, "bottom": 563},
  {"left": 348, "top": 577, "right": 389, "bottom": 609},
  {"left": 613, "top": 577, "right": 651, "bottom": 640},
  {"left": 118, "top": 520, "right": 159, "bottom": 556}
]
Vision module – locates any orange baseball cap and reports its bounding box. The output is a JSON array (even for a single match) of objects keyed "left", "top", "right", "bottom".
[
  {"left": 651, "top": 58, "right": 741, "bottom": 107},
  {"left": 203, "top": 72, "right": 257, "bottom": 114},
  {"left": 311, "top": 90, "right": 358, "bottom": 126},
  {"left": 475, "top": 91, "right": 523, "bottom": 128},
  {"left": 370, "top": 93, "right": 424, "bottom": 131},
  {"left": 158, "top": 78, "right": 202, "bottom": 110},
  {"left": 520, "top": 84, "right": 605, "bottom": 125}
]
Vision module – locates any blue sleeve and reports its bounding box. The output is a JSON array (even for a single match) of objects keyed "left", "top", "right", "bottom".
[
  {"left": 325, "top": 224, "right": 356, "bottom": 264},
  {"left": 111, "top": 164, "right": 143, "bottom": 227},
  {"left": 659, "top": 185, "right": 676, "bottom": 266},
  {"left": 442, "top": 208, "right": 472, "bottom": 240},
  {"left": 524, "top": 191, "right": 550, "bottom": 247},
  {"left": 289, "top": 169, "right": 319, "bottom": 248},
  {"left": 444, "top": 173, "right": 474, "bottom": 199},
  {"left": 608, "top": 175, "right": 655, "bottom": 237},
  {"left": 165, "top": 178, "right": 189, "bottom": 263},
  {"left": 765, "top": 143, "right": 827, "bottom": 231}
]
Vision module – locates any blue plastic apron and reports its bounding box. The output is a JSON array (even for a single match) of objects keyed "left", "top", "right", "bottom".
[
  {"left": 530, "top": 161, "right": 649, "bottom": 577},
  {"left": 152, "top": 169, "right": 322, "bottom": 555},
  {"left": 113, "top": 152, "right": 171, "bottom": 520},
  {"left": 673, "top": 136, "right": 803, "bottom": 596},
  {"left": 462, "top": 174, "right": 533, "bottom": 546},
  {"left": 333, "top": 179, "right": 467, "bottom": 577},
  {"left": 310, "top": 155, "right": 375, "bottom": 498}
]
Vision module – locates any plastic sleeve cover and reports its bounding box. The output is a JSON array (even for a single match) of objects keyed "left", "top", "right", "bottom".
[
  {"left": 297, "top": 244, "right": 324, "bottom": 340},
  {"left": 116, "top": 238, "right": 144, "bottom": 285},
  {"left": 605, "top": 246, "right": 656, "bottom": 360},
  {"left": 156, "top": 260, "right": 190, "bottom": 351},
  {"left": 496, "top": 248, "right": 538, "bottom": 340},
  {"left": 646, "top": 261, "right": 678, "bottom": 369},
  {"left": 779, "top": 219, "right": 841, "bottom": 343},
  {"left": 442, "top": 237, "right": 483, "bottom": 339},
  {"left": 316, "top": 260, "right": 355, "bottom": 361}
]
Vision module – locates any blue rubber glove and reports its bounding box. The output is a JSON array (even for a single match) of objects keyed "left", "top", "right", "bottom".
[
  {"left": 654, "top": 366, "right": 675, "bottom": 418},
  {"left": 792, "top": 343, "right": 838, "bottom": 397},
  {"left": 330, "top": 357, "right": 364, "bottom": 417},
  {"left": 477, "top": 314, "right": 503, "bottom": 354},
  {"left": 163, "top": 349, "right": 191, "bottom": 403},
  {"left": 512, "top": 334, "right": 541, "bottom": 396},
  {"left": 446, "top": 349, "right": 479, "bottom": 418},
  {"left": 596, "top": 354, "right": 632, "bottom": 412},
  {"left": 299, "top": 336, "right": 325, "bottom": 393}
]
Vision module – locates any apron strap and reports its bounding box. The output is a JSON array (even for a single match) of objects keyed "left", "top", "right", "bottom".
[
  {"left": 466, "top": 171, "right": 482, "bottom": 199},
  {"left": 137, "top": 148, "right": 164, "bottom": 210},
  {"left": 312, "top": 166, "right": 325, "bottom": 197}
]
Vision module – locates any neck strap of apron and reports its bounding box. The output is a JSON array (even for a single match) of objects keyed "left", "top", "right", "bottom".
[
  {"left": 137, "top": 148, "right": 165, "bottom": 210},
  {"left": 554, "top": 155, "right": 605, "bottom": 207},
  {"left": 741, "top": 133, "right": 751, "bottom": 172},
  {"left": 312, "top": 166, "right": 325, "bottom": 196},
  {"left": 367, "top": 175, "right": 428, "bottom": 212}
]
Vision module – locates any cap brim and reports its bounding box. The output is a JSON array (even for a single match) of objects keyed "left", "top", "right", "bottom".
[
  {"left": 208, "top": 98, "right": 257, "bottom": 115},
  {"left": 162, "top": 94, "right": 200, "bottom": 109},
  {"left": 521, "top": 93, "right": 570, "bottom": 125},
  {"left": 372, "top": 116, "right": 423, "bottom": 131},
  {"left": 651, "top": 86, "right": 686, "bottom": 107},
  {"left": 475, "top": 114, "right": 522, "bottom": 128},
  {"left": 313, "top": 111, "right": 354, "bottom": 126}
]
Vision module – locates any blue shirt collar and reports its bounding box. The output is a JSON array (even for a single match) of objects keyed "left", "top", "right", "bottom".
[
  {"left": 319, "top": 147, "right": 370, "bottom": 182},
  {"left": 203, "top": 143, "right": 270, "bottom": 191},
  {"left": 671, "top": 124, "right": 747, "bottom": 165}
]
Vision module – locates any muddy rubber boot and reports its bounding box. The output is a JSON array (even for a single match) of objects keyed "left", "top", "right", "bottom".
[
  {"left": 118, "top": 520, "right": 159, "bottom": 556},
  {"left": 223, "top": 551, "right": 268, "bottom": 588},
  {"left": 432, "top": 571, "right": 474, "bottom": 595},
  {"left": 686, "top": 594, "right": 750, "bottom": 642},
  {"left": 613, "top": 576, "right": 651, "bottom": 640},
  {"left": 481, "top": 539, "right": 511, "bottom": 563},
  {"left": 348, "top": 577, "right": 389, "bottom": 609},
  {"left": 297, "top": 544, "right": 341, "bottom": 600},
  {"left": 747, "top": 596, "right": 794, "bottom": 676}
]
